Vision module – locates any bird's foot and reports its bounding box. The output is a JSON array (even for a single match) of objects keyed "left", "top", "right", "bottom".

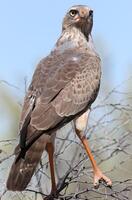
[
  {"left": 93, "top": 168, "right": 112, "bottom": 189},
  {"left": 44, "top": 191, "right": 58, "bottom": 200},
  {"left": 44, "top": 174, "right": 69, "bottom": 200}
]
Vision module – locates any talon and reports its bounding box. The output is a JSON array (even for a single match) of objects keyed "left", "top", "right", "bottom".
[
  {"left": 44, "top": 190, "right": 58, "bottom": 200},
  {"left": 94, "top": 181, "right": 99, "bottom": 189},
  {"left": 93, "top": 169, "right": 112, "bottom": 188},
  {"left": 44, "top": 194, "right": 56, "bottom": 200}
]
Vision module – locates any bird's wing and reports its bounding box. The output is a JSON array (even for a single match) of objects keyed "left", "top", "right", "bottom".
[
  {"left": 52, "top": 55, "right": 101, "bottom": 117},
  {"left": 19, "top": 48, "right": 101, "bottom": 139}
]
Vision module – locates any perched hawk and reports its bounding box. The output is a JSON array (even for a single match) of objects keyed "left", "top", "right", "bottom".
[{"left": 7, "top": 5, "right": 112, "bottom": 197}]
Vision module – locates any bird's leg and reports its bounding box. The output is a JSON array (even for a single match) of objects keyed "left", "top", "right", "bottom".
[
  {"left": 46, "top": 143, "right": 57, "bottom": 197},
  {"left": 74, "top": 110, "right": 112, "bottom": 188}
]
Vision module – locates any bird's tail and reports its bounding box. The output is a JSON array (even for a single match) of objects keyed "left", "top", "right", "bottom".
[{"left": 6, "top": 134, "right": 47, "bottom": 191}]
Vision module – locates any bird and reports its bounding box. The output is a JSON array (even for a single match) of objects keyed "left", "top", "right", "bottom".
[{"left": 6, "top": 4, "right": 112, "bottom": 198}]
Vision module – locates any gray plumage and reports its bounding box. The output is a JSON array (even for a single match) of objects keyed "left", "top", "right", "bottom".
[{"left": 7, "top": 5, "right": 101, "bottom": 191}]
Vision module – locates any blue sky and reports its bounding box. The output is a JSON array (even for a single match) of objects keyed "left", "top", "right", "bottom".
[{"left": 0, "top": 0, "right": 132, "bottom": 94}]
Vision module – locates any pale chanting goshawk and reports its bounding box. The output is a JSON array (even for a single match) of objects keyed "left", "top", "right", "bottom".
[{"left": 7, "top": 5, "right": 112, "bottom": 198}]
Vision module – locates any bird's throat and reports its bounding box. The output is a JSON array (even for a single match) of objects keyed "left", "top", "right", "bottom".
[
  {"left": 55, "top": 27, "right": 89, "bottom": 52},
  {"left": 55, "top": 27, "right": 96, "bottom": 55}
]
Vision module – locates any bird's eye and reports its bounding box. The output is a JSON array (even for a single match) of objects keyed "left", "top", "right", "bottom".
[{"left": 69, "top": 9, "right": 78, "bottom": 17}]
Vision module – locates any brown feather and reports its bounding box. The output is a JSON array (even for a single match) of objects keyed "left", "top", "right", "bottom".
[
  {"left": 6, "top": 5, "right": 101, "bottom": 191},
  {"left": 7, "top": 125, "right": 51, "bottom": 191}
]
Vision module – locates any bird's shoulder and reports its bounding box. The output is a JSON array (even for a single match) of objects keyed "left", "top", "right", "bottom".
[
  {"left": 19, "top": 48, "right": 100, "bottom": 130},
  {"left": 29, "top": 48, "right": 98, "bottom": 96}
]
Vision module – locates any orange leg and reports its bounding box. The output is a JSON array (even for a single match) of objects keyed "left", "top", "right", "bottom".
[
  {"left": 74, "top": 110, "right": 112, "bottom": 188},
  {"left": 46, "top": 143, "right": 57, "bottom": 195}
]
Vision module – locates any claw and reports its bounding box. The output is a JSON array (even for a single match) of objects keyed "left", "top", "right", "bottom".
[
  {"left": 44, "top": 193, "right": 57, "bottom": 200},
  {"left": 44, "top": 195, "right": 53, "bottom": 200},
  {"left": 93, "top": 169, "right": 112, "bottom": 189},
  {"left": 44, "top": 189, "right": 59, "bottom": 200},
  {"left": 44, "top": 175, "right": 69, "bottom": 200}
]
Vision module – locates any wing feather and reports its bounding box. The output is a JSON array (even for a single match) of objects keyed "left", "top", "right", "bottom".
[{"left": 20, "top": 49, "right": 101, "bottom": 135}]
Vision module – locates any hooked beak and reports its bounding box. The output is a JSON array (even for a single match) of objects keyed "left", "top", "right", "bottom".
[{"left": 75, "top": 9, "right": 93, "bottom": 23}]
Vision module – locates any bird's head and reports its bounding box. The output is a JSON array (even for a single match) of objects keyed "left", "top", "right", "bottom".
[{"left": 62, "top": 5, "right": 93, "bottom": 38}]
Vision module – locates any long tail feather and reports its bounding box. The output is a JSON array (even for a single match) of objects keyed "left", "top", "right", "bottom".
[{"left": 6, "top": 134, "right": 47, "bottom": 191}]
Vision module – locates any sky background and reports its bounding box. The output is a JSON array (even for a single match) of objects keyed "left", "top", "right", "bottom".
[
  {"left": 0, "top": 0, "right": 132, "bottom": 92},
  {"left": 0, "top": 2, "right": 132, "bottom": 197},
  {"left": 0, "top": 1, "right": 132, "bottom": 139}
]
